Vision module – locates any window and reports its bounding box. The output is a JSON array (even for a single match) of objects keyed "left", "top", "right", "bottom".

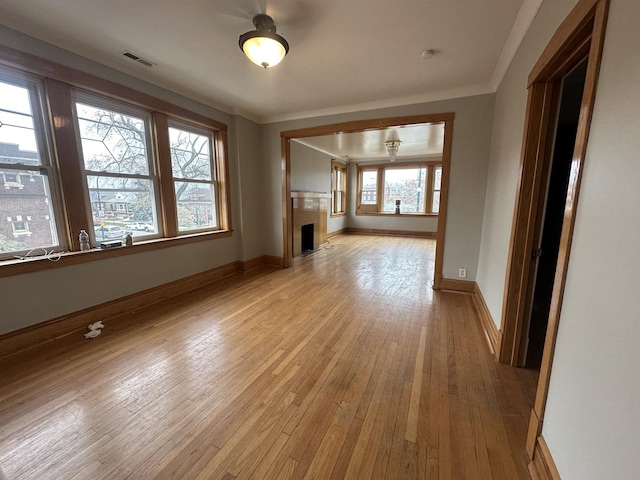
[
  {"left": 360, "top": 169, "right": 378, "bottom": 205},
  {"left": 382, "top": 167, "right": 427, "bottom": 213},
  {"left": 74, "top": 98, "right": 160, "bottom": 242},
  {"left": 357, "top": 162, "right": 441, "bottom": 215},
  {"left": 0, "top": 71, "right": 62, "bottom": 258},
  {"left": 432, "top": 165, "right": 442, "bottom": 214},
  {"left": 0, "top": 52, "right": 230, "bottom": 268},
  {"left": 169, "top": 123, "right": 218, "bottom": 232},
  {"left": 331, "top": 160, "right": 347, "bottom": 216},
  {"left": 11, "top": 219, "right": 30, "bottom": 236}
]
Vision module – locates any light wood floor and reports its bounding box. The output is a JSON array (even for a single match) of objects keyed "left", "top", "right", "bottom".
[{"left": 0, "top": 235, "right": 537, "bottom": 479}]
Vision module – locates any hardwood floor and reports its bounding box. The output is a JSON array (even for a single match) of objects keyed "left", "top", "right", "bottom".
[{"left": 0, "top": 235, "right": 537, "bottom": 479}]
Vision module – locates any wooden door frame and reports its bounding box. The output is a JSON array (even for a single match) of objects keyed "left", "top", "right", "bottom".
[
  {"left": 494, "top": 0, "right": 609, "bottom": 472},
  {"left": 280, "top": 113, "right": 455, "bottom": 290}
]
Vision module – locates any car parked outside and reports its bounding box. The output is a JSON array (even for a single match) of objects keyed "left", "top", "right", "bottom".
[
  {"left": 128, "top": 222, "right": 154, "bottom": 232},
  {"left": 95, "top": 225, "right": 124, "bottom": 239}
]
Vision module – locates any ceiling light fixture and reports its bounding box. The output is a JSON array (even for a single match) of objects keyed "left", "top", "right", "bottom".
[
  {"left": 239, "top": 14, "right": 289, "bottom": 68},
  {"left": 385, "top": 140, "right": 401, "bottom": 162}
]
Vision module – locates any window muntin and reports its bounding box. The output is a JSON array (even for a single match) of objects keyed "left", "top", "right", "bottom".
[
  {"left": 74, "top": 99, "right": 160, "bottom": 242},
  {"left": 0, "top": 72, "right": 61, "bottom": 258},
  {"left": 382, "top": 167, "right": 427, "bottom": 214},
  {"left": 169, "top": 124, "right": 218, "bottom": 232}
]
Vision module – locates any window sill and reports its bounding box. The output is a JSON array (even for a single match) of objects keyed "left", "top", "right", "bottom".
[
  {"left": 330, "top": 212, "right": 346, "bottom": 218},
  {"left": 355, "top": 212, "right": 439, "bottom": 218},
  {"left": 0, "top": 229, "right": 232, "bottom": 278}
]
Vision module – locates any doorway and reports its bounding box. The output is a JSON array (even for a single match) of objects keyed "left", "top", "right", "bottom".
[
  {"left": 523, "top": 58, "right": 588, "bottom": 368},
  {"left": 280, "top": 113, "right": 455, "bottom": 290},
  {"left": 495, "top": 0, "right": 609, "bottom": 473}
]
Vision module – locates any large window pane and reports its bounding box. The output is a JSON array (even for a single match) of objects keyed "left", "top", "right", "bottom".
[
  {"left": 87, "top": 175, "right": 157, "bottom": 239},
  {"left": 0, "top": 170, "right": 59, "bottom": 254},
  {"left": 175, "top": 182, "right": 217, "bottom": 231},
  {"left": 0, "top": 76, "right": 60, "bottom": 257},
  {"left": 76, "top": 99, "right": 160, "bottom": 243},
  {"left": 169, "top": 124, "right": 218, "bottom": 233},
  {"left": 361, "top": 170, "right": 377, "bottom": 205},
  {"left": 383, "top": 168, "right": 427, "bottom": 213},
  {"left": 76, "top": 103, "right": 150, "bottom": 175},
  {"left": 169, "top": 128, "right": 212, "bottom": 180}
]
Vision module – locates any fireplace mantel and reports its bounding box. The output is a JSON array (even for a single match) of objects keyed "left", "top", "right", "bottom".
[{"left": 292, "top": 192, "right": 328, "bottom": 256}]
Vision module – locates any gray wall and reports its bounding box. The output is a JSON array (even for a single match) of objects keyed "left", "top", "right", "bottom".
[
  {"left": 233, "top": 115, "right": 264, "bottom": 261},
  {"left": 290, "top": 141, "right": 347, "bottom": 235},
  {"left": 262, "top": 94, "right": 494, "bottom": 281},
  {"left": 476, "top": 0, "right": 640, "bottom": 477},
  {"left": 291, "top": 141, "right": 331, "bottom": 194}
]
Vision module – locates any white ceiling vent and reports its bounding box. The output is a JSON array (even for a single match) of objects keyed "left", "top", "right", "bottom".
[{"left": 122, "top": 51, "right": 155, "bottom": 68}]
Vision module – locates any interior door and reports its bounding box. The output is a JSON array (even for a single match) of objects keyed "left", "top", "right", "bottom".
[{"left": 520, "top": 57, "right": 589, "bottom": 368}]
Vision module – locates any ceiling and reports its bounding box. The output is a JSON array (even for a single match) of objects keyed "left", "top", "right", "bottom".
[
  {"left": 0, "top": 0, "right": 540, "bottom": 125},
  {"left": 295, "top": 123, "right": 445, "bottom": 162}
]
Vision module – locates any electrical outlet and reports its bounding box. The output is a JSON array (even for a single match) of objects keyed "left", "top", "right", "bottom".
[{"left": 458, "top": 268, "right": 467, "bottom": 278}]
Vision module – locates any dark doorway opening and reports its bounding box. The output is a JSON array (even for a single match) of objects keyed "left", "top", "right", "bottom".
[
  {"left": 524, "top": 57, "right": 588, "bottom": 368},
  {"left": 301, "top": 223, "right": 314, "bottom": 253}
]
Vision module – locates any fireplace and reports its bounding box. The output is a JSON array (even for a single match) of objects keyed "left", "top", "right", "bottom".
[
  {"left": 292, "top": 192, "right": 329, "bottom": 257},
  {"left": 301, "top": 223, "right": 314, "bottom": 253}
]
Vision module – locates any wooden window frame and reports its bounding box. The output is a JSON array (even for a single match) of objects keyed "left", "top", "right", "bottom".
[
  {"left": 0, "top": 69, "right": 65, "bottom": 258},
  {"left": 72, "top": 92, "right": 164, "bottom": 246},
  {"left": 164, "top": 118, "right": 225, "bottom": 235},
  {"left": 355, "top": 161, "right": 441, "bottom": 216},
  {"left": 0, "top": 45, "right": 231, "bottom": 279},
  {"left": 330, "top": 160, "right": 347, "bottom": 217}
]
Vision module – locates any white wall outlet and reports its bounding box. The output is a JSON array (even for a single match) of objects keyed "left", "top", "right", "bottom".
[{"left": 458, "top": 268, "right": 467, "bottom": 278}]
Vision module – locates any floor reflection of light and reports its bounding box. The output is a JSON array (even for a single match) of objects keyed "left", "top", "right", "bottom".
[{"left": 114, "top": 357, "right": 169, "bottom": 403}]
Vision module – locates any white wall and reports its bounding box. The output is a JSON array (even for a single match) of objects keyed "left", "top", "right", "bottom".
[
  {"left": 477, "top": 0, "right": 640, "bottom": 478},
  {"left": 262, "top": 94, "right": 494, "bottom": 281}
]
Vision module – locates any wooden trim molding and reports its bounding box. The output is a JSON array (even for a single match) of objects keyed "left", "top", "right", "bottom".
[
  {"left": 240, "top": 256, "right": 267, "bottom": 272},
  {"left": 264, "top": 255, "right": 285, "bottom": 267},
  {"left": 436, "top": 279, "right": 502, "bottom": 357},
  {"left": 439, "top": 278, "right": 475, "bottom": 293},
  {"left": 528, "top": 436, "right": 561, "bottom": 480},
  {"left": 472, "top": 282, "right": 503, "bottom": 356},
  {"left": 0, "top": 256, "right": 282, "bottom": 359},
  {"left": 0, "top": 260, "right": 241, "bottom": 359},
  {"left": 328, "top": 228, "right": 347, "bottom": 238},
  {"left": 345, "top": 228, "right": 436, "bottom": 239},
  {"left": 281, "top": 113, "right": 454, "bottom": 279},
  {"left": 500, "top": 0, "right": 609, "bottom": 368},
  {"left": 433, "top": 119, "right": 454, "bottom": 290},
  {"left": 0, "top": 229, "right": 233, "bottom": 279},
  {"left": 290, "top": 191, "right": 330, "bottom": 198}
]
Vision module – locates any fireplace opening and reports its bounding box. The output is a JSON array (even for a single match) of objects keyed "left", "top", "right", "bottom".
[{"left": 301, "top": 223, "right": 314, "bottom": 253}]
